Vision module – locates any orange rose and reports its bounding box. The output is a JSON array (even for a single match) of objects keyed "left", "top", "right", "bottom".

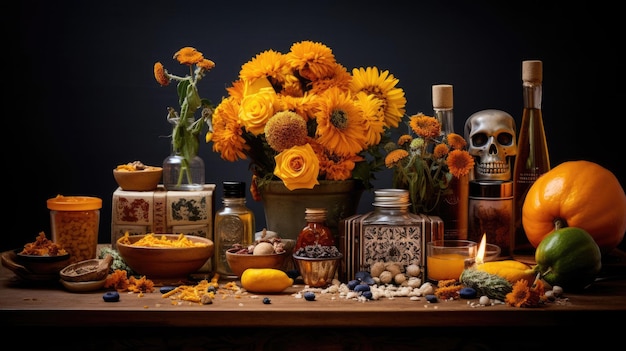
[
  {"left": 274, "top": 144, "right": 320, "bottom": 190},
  {"left": 239, "top": 88, "right": 278, "bottom": 136}
]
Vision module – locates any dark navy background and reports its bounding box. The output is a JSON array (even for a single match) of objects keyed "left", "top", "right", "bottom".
[{"left": 15, "top": 0, "right": 623, "bottom": 251}]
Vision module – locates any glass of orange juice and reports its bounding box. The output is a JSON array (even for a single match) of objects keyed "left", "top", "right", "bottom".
[{"left": 426, "top": 240, "right": 477, "bottom": 282}]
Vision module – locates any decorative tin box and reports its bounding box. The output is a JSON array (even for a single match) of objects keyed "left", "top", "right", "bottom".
[{"left": 339, "top": 213, "right": 443, "bottom": 282}]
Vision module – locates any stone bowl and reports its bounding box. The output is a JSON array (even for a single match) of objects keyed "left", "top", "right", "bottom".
[
  {"left": 113, "top": 166, "right": 162, "bottom": 191},
  {"left": 116, "top": 234, "right": 214, "bottom": 279},
  {"left": 226, "top": 248, "right": 287, "bottom": 277},
  {"left": 293, "top": 253, "right": 343, "bottom": 288}
]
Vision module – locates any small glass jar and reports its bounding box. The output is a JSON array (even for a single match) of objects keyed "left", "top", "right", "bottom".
[
  {"left": 47, "top": 195, "right": 102, "bottom": 264},
  {"left": 468, "top": 180, "right": 514, "bottom": 258},
  {"left": 361, "top": 189, "right": 428, "bottom": 272},
  {"left": 213, "top": 181, "right": 255, "bottom": 278}
]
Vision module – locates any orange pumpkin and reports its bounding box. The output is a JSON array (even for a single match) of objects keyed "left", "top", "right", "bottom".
[{"left": 522, "top": 160, "right": 626, "bottom": 254}]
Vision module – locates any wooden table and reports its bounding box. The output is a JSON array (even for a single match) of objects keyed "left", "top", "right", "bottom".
[{"left": 2, "top": 246, "right": 625, "bottom": 349}]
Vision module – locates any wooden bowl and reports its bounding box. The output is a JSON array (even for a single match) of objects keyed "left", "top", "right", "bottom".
[
  {"left": 113, "top": 166, "right": 162, "bottom": 191},
  {"left": 10, "top": 250, "right": 71, "bottom": 276},
  {"left": 116, "top": 234, "right": 214, "bottom": 279},
  {"left": 226, "top": 248, "right": 287, "bottom": 277}
]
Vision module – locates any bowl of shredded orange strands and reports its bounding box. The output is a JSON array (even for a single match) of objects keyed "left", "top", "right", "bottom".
[{"left": 116, "top": 233, "right": 214, "bottom": 279}]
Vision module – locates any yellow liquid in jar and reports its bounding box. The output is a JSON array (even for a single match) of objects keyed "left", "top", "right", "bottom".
[{"left": 427, "top": 253, "right": 468, "bottom": 281}]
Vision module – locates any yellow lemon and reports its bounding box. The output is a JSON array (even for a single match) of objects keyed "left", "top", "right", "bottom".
[
  {"left": 240, "top": 268, "right": 293, "bottom": 293},
  {"left": 475, "top": 260, "right": 536, "bottom": 284}
]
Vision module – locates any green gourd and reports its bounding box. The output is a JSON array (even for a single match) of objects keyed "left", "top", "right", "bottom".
[{"left": 534, "top": 227, "right": 602, "bottom": 291}]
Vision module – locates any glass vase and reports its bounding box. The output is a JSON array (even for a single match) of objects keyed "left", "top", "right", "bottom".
[
  {"left": 162, "top": 153, "right": 205, "bottom": 191},
  {"left": 162, "top": 118, "right": 205, "bottom": 191}
]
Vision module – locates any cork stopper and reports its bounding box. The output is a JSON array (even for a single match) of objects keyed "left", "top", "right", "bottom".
[
  {"left": 522, "top": 60, "right": 542, "bottom": 83},
  {"left": 432, "top": 84, "right": 453, "bottom": 109}
]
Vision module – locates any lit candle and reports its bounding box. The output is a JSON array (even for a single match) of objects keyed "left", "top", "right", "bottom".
[{"left": 476, "top": 234, "right": 487, "bottom": 265}]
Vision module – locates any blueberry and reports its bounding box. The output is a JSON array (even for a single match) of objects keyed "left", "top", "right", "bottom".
[
  {"left": 459, "top": 287, "right": 477, "bottom": 299},
  {"left": 362, "top": 291, "right": 373, "bottom": 300},
  {"left": 354, "top": 271, "right": 375, "bottom": 285},
  {"left": 303, "top": 291, "right": 316, "bottom": 301},
  {"left": 354, "top": 284, "right": 370, "bottom": 292},
  {"left": 160, "top": 286, "right": 176, "bottom": 294},
  {"left": 347, "top": 279, "right": 360, "bottom": 290},
  {"left": 262, "top": 297, "right": 271, "bottom": 304},
  {"left": 286, "top": 270, "right": 300, "bottom": 280},
  {"left": 103, "top": 291, "right": 120, "bottom": 302},
  {"left": 425, "top": 294, "right": 438, "bottom": 303}
]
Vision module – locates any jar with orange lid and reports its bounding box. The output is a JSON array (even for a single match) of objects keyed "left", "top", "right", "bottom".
[{"left": 47, "top": 195, "right": 102, "bottom": 263}]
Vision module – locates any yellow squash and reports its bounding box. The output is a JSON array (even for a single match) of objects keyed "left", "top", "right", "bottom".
[
  {"left": 240, "top": 268, "right": 293, "bottom": 293},
  {"left": 475, "top": 260, "right": 536, "bottom": 284}
]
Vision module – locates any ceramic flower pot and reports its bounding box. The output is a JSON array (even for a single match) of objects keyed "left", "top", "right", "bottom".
[{"left": 259, "top": 180, "right": 363, "bottom": 242}]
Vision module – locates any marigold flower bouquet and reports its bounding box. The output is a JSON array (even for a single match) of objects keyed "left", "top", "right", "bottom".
[
  {"left": 204, "top": 40, "right": 407, "bottom": 196},
  {"left": 384, "top": 113, "right": 475, "bottom": 214}
]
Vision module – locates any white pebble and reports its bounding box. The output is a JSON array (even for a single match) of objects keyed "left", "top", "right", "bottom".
[
  {"left": 552, "top": 285, "right": 564, "bottom": 297},
  {"left": 479, "top": 296, "right": 490, "bottom": 305}
]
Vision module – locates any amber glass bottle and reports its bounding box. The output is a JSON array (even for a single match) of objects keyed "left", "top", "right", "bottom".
[
  {"left": 512, "top": 60, "right": 550, "bottom": 262},
  {"left": 295, "top": 208, "right": 334, "bottom": 250}
]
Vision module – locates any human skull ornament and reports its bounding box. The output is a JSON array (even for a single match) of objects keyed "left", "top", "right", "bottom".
[{"left": 464, "top": 109, "right": 517, "bottom": 181}]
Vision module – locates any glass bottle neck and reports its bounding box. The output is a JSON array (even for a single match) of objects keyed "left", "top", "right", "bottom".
[
  {"left": 434, "top": 108, "right": 454, "bottom": 135},
  {"left": 523, "top": 82, "right": 542, "bottom": 109},
  {"left": 222, "top": 198, "right": 246, "bottom": 206}
]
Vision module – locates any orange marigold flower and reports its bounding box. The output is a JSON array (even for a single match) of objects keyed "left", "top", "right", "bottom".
[
  {"left": 447, "top": 133, "right": 467, "bottom": 150},
  {"left": 446, "top": 149, "right": 475, "bottom": 178},
  {"left": 286, "top": 40, "right": 336, "bottom": 81},
  {"left": 197, "top": 58, "right": 216, "bottom": 71},
  {"left": 506, "top": 279, "right": 531, "bottom": 307},
  {"left": 397, "top": 134, "right": 412, "bottom": 147},
  {"left": 384, "top": 149, "right": 409, "bottom": 168},
  {"left": 433, "top": 143, "right": 449, "bottom": 159},
  {"left": 409, "top": 113, "right": 440, "bottom": 139},
  {"left": 153, "top": 62, "right": 170, "bottom": 86},
  {"left": 435, "top": 284, "right": 462, "bottom": 300},
  {"left": 128, "top": 276, "right": 156, "bottom": 293},
  {"left": 104, "top": 269, "right": 130, "bottom": 291},
  {"left": 506, "top": 278, "right": 544, "bottom": 308},
  {"left": 320, "top": 152, "right": 362, "bottom": 181},
  {"left": 174, "top": 47, "right": 204, "bottom": 65}
]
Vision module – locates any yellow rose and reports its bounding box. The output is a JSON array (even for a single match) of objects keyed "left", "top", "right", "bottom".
[
  {"left": 239, "top": 87, "right": 278, "bottom": 136},
  {"left": 274, "top": 144, "right": 320, "bottom": 190}
]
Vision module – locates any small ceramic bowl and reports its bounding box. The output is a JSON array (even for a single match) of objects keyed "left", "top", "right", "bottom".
[
  {"left": 226, "top": 249, "right": 287, "bottom": 277},
  {"left": 14, "top": 250, "right": 71, "bottom": 275},
  {"left": 116, "top": 234, "right": 214, "bottom": 279},
  {"left": 293, "top": 253, "right": 343, "bottom": 288},
  {"left": 113, "top": 166, "right": 163, "bottom": 191}
]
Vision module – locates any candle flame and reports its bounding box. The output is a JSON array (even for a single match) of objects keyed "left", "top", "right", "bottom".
[{"left": 476, "top": 234, "right": 486, "bottom": 265}]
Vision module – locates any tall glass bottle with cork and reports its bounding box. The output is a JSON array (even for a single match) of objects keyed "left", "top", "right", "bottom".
[
  {"left": 512, "top": 60, "right": 550, "bottom": 262},
  {"left": 214, "top": 181, "right": 255, "bottom": 278},
  {"left": 432, "top": 84, "right": 469, "bottom": 240}
]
